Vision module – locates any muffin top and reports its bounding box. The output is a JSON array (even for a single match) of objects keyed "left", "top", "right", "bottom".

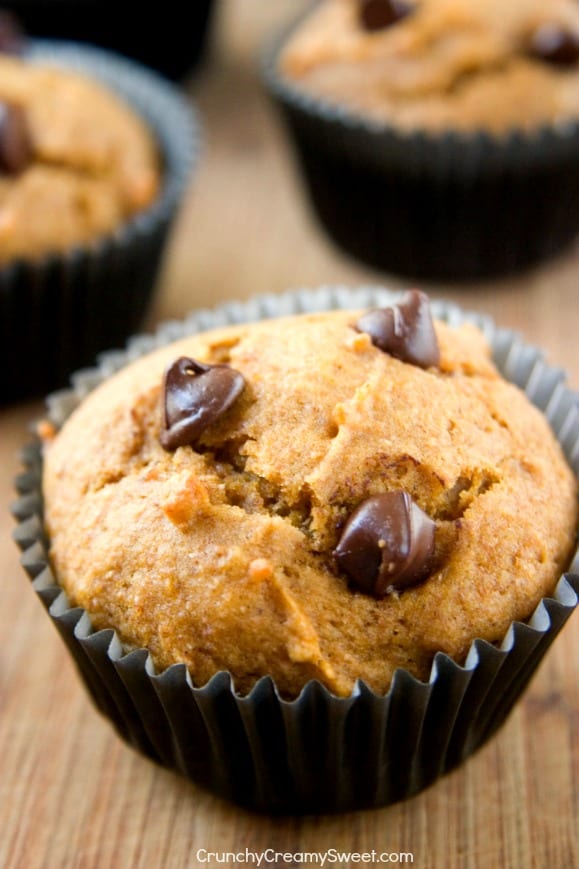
[
  {"left": 280, "top": 0, "right": 579, "bottom": 134},
  {"left": 0, "top": 54, "right": 159, "bottom": 263},
  {"left": 42, "top": 295, "right": 577, "bottom": 698}
]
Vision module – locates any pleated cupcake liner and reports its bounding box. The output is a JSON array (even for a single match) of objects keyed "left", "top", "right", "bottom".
[
  {"left": 0, "top": 40, "right": 200, "bottom": 405},
  {"left": 3, "top": 1, "right": 215, "bottom": 80},
  {"left": 262, "top": 7, "right": 579, "bottom": 281},
  {"left": 12, "top": 287, "right": 579, "bottom": 814}
]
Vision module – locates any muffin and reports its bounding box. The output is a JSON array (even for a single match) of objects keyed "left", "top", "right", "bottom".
[
  {"left": 14, "top": 288, "right": 579, "bottom": 813},
  {"left": 264, "top": 0, "right": 579, "bottom": 279},
  {"left": 0, "top": 53, "right": 159, "bottom": 262},
  {"left": 40, "top": 290, "right": 577, "bottom": 697},
  {"left": 0, "top": 42, "right": 198, "bottom": 404}
]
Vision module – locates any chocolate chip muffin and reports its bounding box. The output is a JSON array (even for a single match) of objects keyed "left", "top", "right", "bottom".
[
  {"left": 18, "top": 288, "right": 579, "bottom": 811},
  {"left": 0, "top": 52, "right": 159, "bottom": 262},
  {"left": 264, "top": 1, "right": 579, "bottom": 279},
  {"left": 281, "top": 0, "right": 579, "bottom": 134},
  {"left": 0, "top": 42, "right": 196, "bottom": 404},
  {"left": 41, "top": 291, "right": 578, "bottom": 699}
]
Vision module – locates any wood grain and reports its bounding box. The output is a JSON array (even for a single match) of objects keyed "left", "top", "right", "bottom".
[{"left": 1, "top": 2, "right": 578, "bottom": 867}]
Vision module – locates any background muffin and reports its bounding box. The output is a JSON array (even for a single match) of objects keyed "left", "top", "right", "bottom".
[
  {"left": 0, "top": 53, "right": 159, "bottom": 262},
  {"left": 15, "top": 287, "right": 579, "bottom": 813},
  {"left": 265, "top": 0, "right": 579, "bottom": 279},
  {"left": 0, "top": 42, "right": 198, "bottom": 404},
  {"left": 281, "top": 0, "right": 579, "bottom": 134}
]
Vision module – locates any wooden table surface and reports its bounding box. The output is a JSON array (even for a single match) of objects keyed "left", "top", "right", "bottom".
[{"left": 1, "top": 3, "right": 578, "bottom": 867}]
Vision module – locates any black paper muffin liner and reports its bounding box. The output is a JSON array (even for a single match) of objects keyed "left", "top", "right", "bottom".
[
  {"left": 2, "top": 2, "right": 215, "bottom": 79},
  {"left": 263, "top": 7, "right": 579, "bottom": 281},
  {"left": 13, "top": 287, "right": 579, "bottom": 815},
  {"left": 0, "top": 41, "right": 199, "bottom": 405}
]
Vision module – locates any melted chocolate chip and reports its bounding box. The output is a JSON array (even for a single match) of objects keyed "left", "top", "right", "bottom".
[
  {"left": 529, "top": 24, "right": 579, "bottom": 67},
  {"left": 355, "top": 289, "right": 440, "bottom": 369},
  {"left": 160, "top": 357, "right": 245, "bottom": 450},
  {"left": 0, "top": 102, "right": 33, "bottom": 175},
  {"left": 359, "top": 0, "right": 413, "bottom": 32},
  {"left": 0, "top": 11, "right": 25, "bottom": 55},
  {"left": 334, "top": 491, "right": 435, "bottom": 597}
]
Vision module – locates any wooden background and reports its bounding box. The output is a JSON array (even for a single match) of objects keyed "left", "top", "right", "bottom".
[{"left": 1, "top": 2, "right": 578, "bottom": 866}]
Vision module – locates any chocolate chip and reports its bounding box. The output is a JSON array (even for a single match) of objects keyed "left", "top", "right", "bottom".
[
  {"left": 334, "top": 491, "right": 435, "bottom": 597},
  {"left": 0, "top": 11, "right": 25, "bottom": 55},
  {"left": 529, "top": 24, "right": 579, "bottom": 66},
  {"left": 355, "top": 289, "right": 440, "bottom": 369},
  {"left": 359, "top": 0, "right": 413, "bottom": 32},
  {"left": 0, "top": 102, "right": 33, "bottom": 175},
  {"left": 160, "top": 357, "right": 245, "bottom": 450}
]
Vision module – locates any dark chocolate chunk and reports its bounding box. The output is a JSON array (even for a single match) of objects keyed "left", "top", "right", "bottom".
[
  {"left": 0, "top": 102, "right": 33, "bottom": 175},
  {"left": 355, "top": 289, "right": 440, "bottom": 369},
  {"left": 0, "top": 11, "right": 25, "bottom": 55},
  {"left": 529, "top": 24, "right": 579, "bottom": 66},
  {"left": 160, "top": 356, "right": 245, "bottom": 450},
  {"left": 359, "top": 0, "right": 413, "bottom": 32},
  {"left": 334, "top": 491, "right": 435, "bottom": 596}
]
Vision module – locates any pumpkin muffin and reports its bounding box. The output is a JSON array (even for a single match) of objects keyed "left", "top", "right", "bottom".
[
  {"left": 264, "top": 0, "right": 579, "bottom": 279},
  {"left": 0, "top": 52, "right": 159, "bottom": 262},
  {"left": 280, "top": 0, "right": 579, "bottom": 135},
  {"left": 41, "top": 291, "right": 578, "bottom": 698},
  {"left": 16, "top": 287, "right": 579, "bottom": 812},
  {"left": 0, "top": 43, "right": 196, "bottom": 404}
]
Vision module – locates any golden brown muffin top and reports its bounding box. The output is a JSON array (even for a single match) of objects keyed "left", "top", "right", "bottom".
[
  {"left": 42, "top": 302, "right": 577, "bottom": 697},
  {"left": 0, "top": 54, "right": 159, "bottom": 262},
  {"left": 280, "top": 0, "right": 579, "bottom": 134}
]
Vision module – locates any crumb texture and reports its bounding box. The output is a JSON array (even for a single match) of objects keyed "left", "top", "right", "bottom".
[
  {"left": 0, "top": 54, "right": 159, "bottom": 262},
  {"left": 280, "top": 0, "right": 579, "bottom": 133},
  {"left": 43, "top": 310, "right": 578, "bottom": 697}
]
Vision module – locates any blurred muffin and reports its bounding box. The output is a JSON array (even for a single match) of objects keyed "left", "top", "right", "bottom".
[
  {"left": 0, "top": 53, "right": 159, "bottom": 262},
  {"left": 281, "top": 0, "right": 579, "bottom": 134},
  {"left": 265, "top": 0, "right": 579, "bottom": 279},
  {"left": 0, "top": 42, "right": 197, "bottom": 404},
  {"left": 14, "top": 287, "right": 578, "bottom": 813}
]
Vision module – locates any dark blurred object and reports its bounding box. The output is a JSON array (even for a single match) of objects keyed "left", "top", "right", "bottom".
[
  {"left": 0, "top": 9, "right": 25, "bottom": 53},
  {"left": 2, "top": 1, "right": 215, "bottom": 78}
]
